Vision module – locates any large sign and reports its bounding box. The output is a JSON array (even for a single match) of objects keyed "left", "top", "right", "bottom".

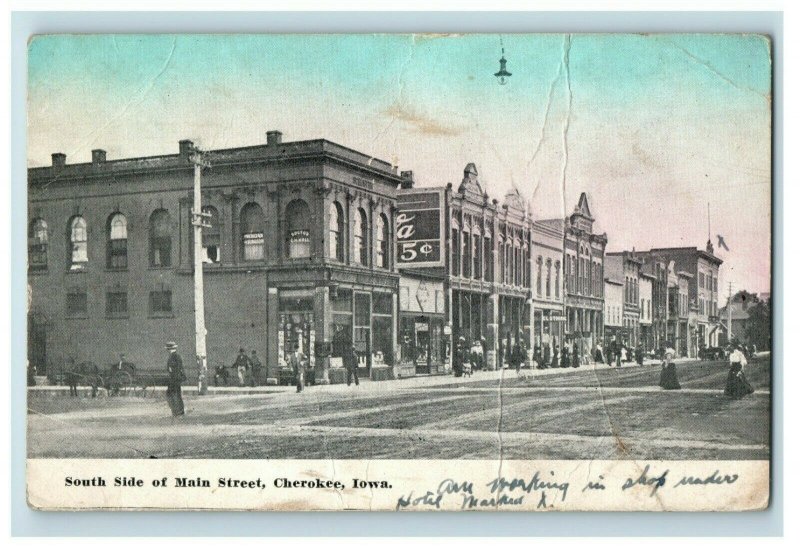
[{"left": 396, "top": 189, "right": 445, "bottom": 268}]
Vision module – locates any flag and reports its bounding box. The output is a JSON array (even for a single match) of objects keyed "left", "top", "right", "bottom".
[{"left": 717, "top": 235, "right": 730, "bottom": 252}]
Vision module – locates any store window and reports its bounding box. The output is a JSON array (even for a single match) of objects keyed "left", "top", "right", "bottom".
[
  {"left": 202, "top": 206, "right": 221, "bottom": 263},
  {"left": 68, "top": 216, "right": 88, "bottom": 271},
  {"left": 329, "top": 201, "right": 344, "bottom": 261},
  {"left": 149, "top": 209, "right": 171, "bottom": 267},
  {"left": 285, "top": 199, "right": 311, "bottom": 259},
  {"left": 28, "top": 218, "right": 48, "bottom": 271},
  {"left": 372, "top": 292, "right": 394, "bottom": 365},
  {"left": 241, "top": 202, "right": 265, "bottom": 261}
]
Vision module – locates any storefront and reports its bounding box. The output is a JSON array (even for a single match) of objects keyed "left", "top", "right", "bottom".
[{"left": 399, "top": 275, "right": 448, "bottom": 376}]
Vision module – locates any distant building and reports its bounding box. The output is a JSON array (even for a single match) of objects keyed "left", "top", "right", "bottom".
[
  {"left": 605, "top": 251, "right": 643, "bottom": 347},
  {"left": 531, "top": 219, "right": 566, "bottom": 360},
  {"left": 603, "top": 277, "right": 624, "bottom": 346},
  {"left": 541, "top": 193, "right": 607, "bottom": 361},
  {"left": 639, "top": 271, "right": 654, "bottom": 350}
]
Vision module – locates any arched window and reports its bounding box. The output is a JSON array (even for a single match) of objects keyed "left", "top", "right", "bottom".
[
  {"left": 202, "top": 206, "right": 221, "bottom": 263},
  {"left": 239, "top": 202, "right": 265, "bottom": 261},
  {"left": 536, "top": 256, "right": 543, "bottom": 296},
  {"left": 149, "top": 209, "right": 171, "bottom": 267},
  {"left": 546, "top": 259, "right": 552, "bottom": 297},
  {"left": 353, "top": 207, "right": 368, "bottom": 265},
  {"left": 451, "top": 218, "right": 460, "bottom": 276},
  {"left": 28, "top": 218, "right": 48, "bottom": 271},
  {"left": 483, "top": 229, "right": 493, "bottom": 281},
  {"left": 555, "top": 261, "right": 561, "bottom": 298},
  {"left": 376, "top": 213, "right": 389, "bottom": 268},
  {"left": 461, "top": 219, "right": 470, "bottom": 277},
  {"left": 328, "top": 202, "right": 344, "bottom": 261},
  {"left": 285, "top": 200, "right": 310, "bottom": 259},
  {"left": 472, "top": 227, "right": 481, "bottom": 280},
  {"left": 68, "top": 216, "right": 88, "bottom": 270},
  {"left": 107, "top": 213, "right": 128, "bottom": 269}
]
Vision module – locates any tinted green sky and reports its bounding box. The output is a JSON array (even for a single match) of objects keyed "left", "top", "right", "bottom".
[{"left": 27, "top": 33, "right": 772, "bottom": 294}]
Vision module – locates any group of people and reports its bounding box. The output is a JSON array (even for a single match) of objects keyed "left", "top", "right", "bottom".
[
  {"left": 657, "top": 342, "right": 755, "bottom": 398},
  {"left": 595, "top": 340, "right": 645, "bottom": 368},
  {"left": 214, "top": 348, "right": 263, "bottom": 387}
]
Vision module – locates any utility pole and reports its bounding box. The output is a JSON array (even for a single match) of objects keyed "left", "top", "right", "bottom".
[
  {"left": 727, "top": 281, "right": 733, "bottom": 344},
  {"left": 189, "top": 147, "right": 212, "bottom": 395}
]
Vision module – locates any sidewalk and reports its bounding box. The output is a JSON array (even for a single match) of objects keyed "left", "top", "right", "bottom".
[{"left": 27, "top": 356, "right": 706, "bottom": 398}]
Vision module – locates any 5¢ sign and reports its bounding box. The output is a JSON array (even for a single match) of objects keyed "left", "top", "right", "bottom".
[{"left": 396, "top": 190, "right": 444, "bottom": 268}]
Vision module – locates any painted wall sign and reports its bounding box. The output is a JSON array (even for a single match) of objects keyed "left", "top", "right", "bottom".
[{"left": 396, "top": 189, "right": 445, "bottom": 268}]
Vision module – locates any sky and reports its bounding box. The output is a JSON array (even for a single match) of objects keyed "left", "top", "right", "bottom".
[{"left": 27, "top": 34, "right": 772, "bottom": 300}]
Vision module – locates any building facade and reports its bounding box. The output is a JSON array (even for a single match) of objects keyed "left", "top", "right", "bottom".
[
  {"left": 638, "top": 272, "right": 654, "bottom": 351},
  {"left": 543, "top": 193, "right": 607, "bottom": 363},
  {"left": 605, "top": 251, "right": 643, "bottom": 347},
  {"left": 531, "top": 219, "right": 566, "bottom": 363},
  {"left": 27, "top": 133, "right": 404, "bottom": 383},
  {"left": 603, "top": 277, "right": 624, "bottom": 347}
]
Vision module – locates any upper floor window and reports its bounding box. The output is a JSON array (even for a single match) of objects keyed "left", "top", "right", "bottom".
[
  {"left": 461, "top": 227, "right": 470, "bottom": 278},
  {"left": 472, "top": 231, "right": 481, "bottom": 280},
  {"left": 68, "top": 216, "right": 88, "bottom": 271},
  {"left": 546, "top": 259, "right": 552, "bottom": 298},
  {"left": 451, "top": 224, "right": 460, "bottom": 276},
  {"left": 536, "top": 256, "right": 543, "bottom": 296},
  {"left": 107, "top": 213, "right": 128, "bottom": 269},
  {"left": 555, "top": 261, "right": 561, "bottom": 298},
  {"left": 329, "top": 202, "right": 344, "bottom": 261},
  {"left": 241, "top": 202, "right": 266, "bottom": 261},
  {"left": 483, "top": 232, "right": 493, "bottom": 281},
  {"left": 202, "top": 206, "right": 221, "bottom": 263},
  {"left": 376, "top": 213, "right": 389, "bottom": 269},
  {"left": 149, "top": 288, "right": 173, "bottom": 316},
  {"left": 28, "top": 218, "right": 48, "bottom": 271},
  {"left": 149, "top": 209, "right": 171, "bottom": 267},
  {"left": 353, "top": 207, "right": 368, "bottom": 265}
]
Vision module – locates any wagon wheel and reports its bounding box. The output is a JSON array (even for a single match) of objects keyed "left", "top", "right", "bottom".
[{"left": 111, "top": 370, "right": 133, "bottom": 395}]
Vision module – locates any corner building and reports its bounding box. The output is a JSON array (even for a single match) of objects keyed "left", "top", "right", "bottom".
[{"left": 27, "top": 132, "right": 403, "bottom": 383}]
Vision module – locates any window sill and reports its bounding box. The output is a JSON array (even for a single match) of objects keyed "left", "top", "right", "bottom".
[
  {"left": 149, "top": 313, "right": 175, "bottom": 319},
  {"left": 28, "top": 268, "right": 48, "bottom": 275},
  {"left": 148, "top": 265, "right": 174, "bottom": 270},
  {"left": 105, "top": 267, "right": 128, "bottom": 273},
  {"left": 66, "top": 268, "right": 88, "bottom": 274},
  {"left": 65, "top": 314, "right": 88, "bottom": 319},
  {"left": 105, "top": 314, "right": 130, "bottom": 320}
]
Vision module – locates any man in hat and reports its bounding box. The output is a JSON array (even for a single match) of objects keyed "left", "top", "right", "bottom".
[
  {"left": 233, "top": 348, "right": 250, "bottom": 387},
  {"left": 287, "top": 343, "right": 306, "bottom": 393},
  {"left": 249, "top": 350, "right": 262, "bottom": 387},
  {"left": 165, "top": 341, "right": 185, "bottom": 417},
  {"left": 344, "top": 343, "right": 359, "bottom": 387}
]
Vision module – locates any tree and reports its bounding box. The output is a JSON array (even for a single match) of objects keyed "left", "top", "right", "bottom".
[{"left": 745, "top": 297, "right": 771, "bottom": 351}]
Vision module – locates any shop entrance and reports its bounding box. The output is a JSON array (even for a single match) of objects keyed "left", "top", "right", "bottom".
[
  {"left": 353, "top": 291, "right": 371, "bottom": 373},
  {"left": 278, "top": 294, "right": 315, "bottom": 372},
  {"left": 28, "top": 313, "right": 47, "bottom": 375}
]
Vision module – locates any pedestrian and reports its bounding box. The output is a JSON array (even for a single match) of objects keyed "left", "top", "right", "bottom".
[
  {"left": 607, "top": 339, "right": 615, "bottom": 367},
  {"left": 287, "top": 343, "right": 306, "bottom": 393},
  {"left": 635, "top": 344, "right": 644, "bottom": 366},
  {"left": 165, "top": 341, "right": 185, "bottom": 416},
  {"left": 561, "top": 343, "right": 570, "bottom": 369},
  {"left": 345, "top": 344, "right": 360, "bottom": 386},
  {"left": 724, "top": 344, "right": 755, "bottom": 399},
  {"left": 572, "top": 341, "right": 580, "bottom": 368},
  {"left": 233, "top": 348, "right": 250, "bottom": 387},
  {"left": 658, "top": 347, "right": 681, "bottom": 390},
  {"left": 542, "top": 343, "right": 551, "bottom": 370},
  {"left": 214, "top": 364, "right": 229, "bottom": 386},
  {"left": 533, "top": 343, "right": 542, "bottom": 370},
  {"left": 620, "top": 345, "right": 628, "bottom": 365},
  {"left": 594, "top": 343, "right": 604, "bottom": 364},
  {"left": 480, "top": 337, "right": 487, "bottom": 370},
  {"left": 250, "top": 350, "right": 262, "bottom": 387},
  {"left": 615, "top": 343, "right": 623, "bottom": 368},
  {"left": 551, "top": 341, "right": 559, "bottom": 368},
  {"left": 511, "top": 342, "right": 526, "bottom": 375},
  {"left": 453, "top": 337, "right": 466, "bottom": 377}
]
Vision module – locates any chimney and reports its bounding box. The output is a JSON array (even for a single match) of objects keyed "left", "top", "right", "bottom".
[
  {"left": 179, "top": 139, "right": 194, "bottom": 161},
  {"left": 92, "top": 149, "right": 106, "bottom": 167},
  {"left": 51, "top": 153, "right": 66, "bottom": 170},
  {"left": 400, "top": 170, "right": 415, "bottom": 189},
  {"left": 266, "top": 130, "right": 283, "bottom": 146}
]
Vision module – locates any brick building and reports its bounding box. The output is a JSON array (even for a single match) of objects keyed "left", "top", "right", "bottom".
[
  {"left": 541, "top": 193, "right": 607, "bottom": 361},
  {"left": 27, "top": 132, "right": 404, "bottom": 384}
]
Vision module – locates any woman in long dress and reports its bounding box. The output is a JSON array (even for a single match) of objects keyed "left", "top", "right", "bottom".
[
  {"left": 725, "top": 344, "right": 755, "bottom": 398},
  {"left": 659, "top": 347, "right": 681, "bottom": 390}
]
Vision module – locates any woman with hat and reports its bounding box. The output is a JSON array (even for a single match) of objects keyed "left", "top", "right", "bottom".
[
  {"left": 724, "top": 344, "right": 755, "bottom": 399},
  {"left": 165, "top": 341, "right": 185, "bottom": 416},
  {"left": 658, "top": 346, "right": 681, "bottom": 390}
]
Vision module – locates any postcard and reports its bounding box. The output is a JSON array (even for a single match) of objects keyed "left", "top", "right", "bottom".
[{"left": 25, "top": 33, "right": 772, "bottom": 511}]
